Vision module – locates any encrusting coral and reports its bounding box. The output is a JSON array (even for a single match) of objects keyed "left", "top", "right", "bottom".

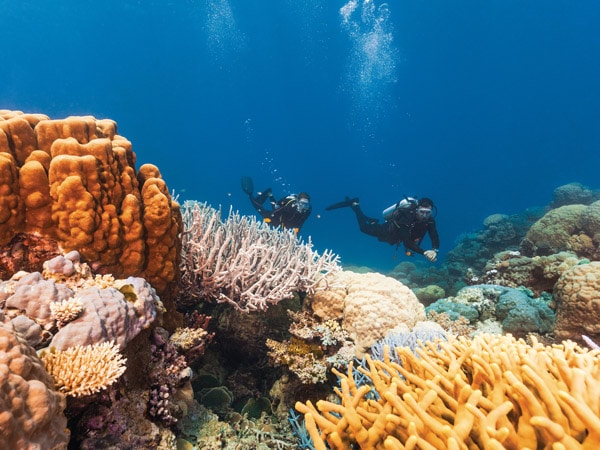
[
  {"left": 296, "top": 333, "right": 600, "bottom": 450},
  {"left": 40, "top": 341, "right": 127, "bottom": 397},
  {"left": 0, "top": 110, "right": 181, "bottom": 295}
]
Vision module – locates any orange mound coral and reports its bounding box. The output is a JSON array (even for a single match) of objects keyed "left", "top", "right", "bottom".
[{"left": 0, "top": 110, "right": 181, "bottom": 294}]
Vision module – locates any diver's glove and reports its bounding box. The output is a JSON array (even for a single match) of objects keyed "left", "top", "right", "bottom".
[{"left": 424, "top": 250, "right": 438, "bottom": 262}]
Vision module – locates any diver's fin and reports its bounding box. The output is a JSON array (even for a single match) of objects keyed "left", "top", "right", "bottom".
[
  {"left": 241, "top": 176, "right": 254, "bottom": 196},
  {"left": 325, "top": 197, "right": 359, "bottom": 211},
  {"left": 255, "top": 188, "right": 272, "bottom": 204}
]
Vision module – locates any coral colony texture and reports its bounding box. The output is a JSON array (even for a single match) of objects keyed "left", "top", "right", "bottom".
[{"left": 2, "top": 109, "right": 600, "bottom": 450}]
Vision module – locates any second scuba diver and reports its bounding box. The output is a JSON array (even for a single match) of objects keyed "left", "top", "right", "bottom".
[{"left": 325, "top": 196, "right": 440, "bottom": 262}]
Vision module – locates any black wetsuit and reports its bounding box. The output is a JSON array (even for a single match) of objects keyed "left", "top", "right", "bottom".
[
  {"left": 352, "top": 204, "right": 439, "bottom": 255},
  {"left": 250, "top": 195, "right": 311, "bottom": 232}
]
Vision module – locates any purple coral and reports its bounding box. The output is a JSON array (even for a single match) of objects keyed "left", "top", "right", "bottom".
[{"left": 146, "top": 327, "right": 190, "bottom": 425}]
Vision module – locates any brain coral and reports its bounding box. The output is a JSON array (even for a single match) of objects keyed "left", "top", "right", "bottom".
[
  {"left": 0, "top": 110, "right": 181, "bottom": 294},
  {"left": 554, "top": 261, "right": 600, "bottom": 342},
  {"left": 0, "top": 322, "right": 69, "bottom": 449},
  {"left": 306, "top": 271, "right": 426, "bottom": 356}
]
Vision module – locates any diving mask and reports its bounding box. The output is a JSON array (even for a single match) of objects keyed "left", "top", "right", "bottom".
[
  {"left": 296, "top": 198, "right": 310, "bottom": 213},
  {"left": 416, "top": 207, "right": 432, "bottom": 219}
]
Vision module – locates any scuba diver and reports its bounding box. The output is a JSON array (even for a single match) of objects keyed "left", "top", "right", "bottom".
[
  {"left": 241, "top": 176, "right": 312, "bottom": 233},
  {"left": 326, "top": 196, "right": 440, "bottom": 262}
]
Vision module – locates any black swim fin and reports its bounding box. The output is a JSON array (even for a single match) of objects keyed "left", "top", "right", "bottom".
[
  {"left": 325, "top": 197, "right": 359, "bottom": 211},
  {"left": 255, "top": 188, "right": 272, "bottom": 204},
  {"left": 241, "top": 176, "right": 254, "bottom": 196}
]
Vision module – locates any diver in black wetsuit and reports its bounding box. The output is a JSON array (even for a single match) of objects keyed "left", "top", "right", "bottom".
[
  {"left": 326, "top": 196, "right": 440, "bottom": 262},
  {"left": 241, "top": 176, "right": 312, "bottom": 233}
]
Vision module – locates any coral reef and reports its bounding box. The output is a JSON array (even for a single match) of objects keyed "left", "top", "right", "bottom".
[
  {"left": 388, "top": 261, "right": 453, "bottom": 296},
  {"left": 494, "top": 287, "right": 555, "bottom": 335},
  {"left": 266, "top": 311, "right": 354, "bottom": 384},
  {"left": 426, "top": 311, "right": 475, "bottom": 338},
  {"left": 179, "top": 201, "right": 340, "bottom": 312},
  {"left": 0, "top": 252, "right": 164, "bottom": 351},
  {"left": 476, "top": 250, "right": 584, "bottom": 296},
  {"left": 296, "top": 333, "right": 600, "bottom": 449},
  {"left": 412, "top": 284, "right": 445, "bottom": 306},
  {"left": 0, "top": 110, "right": 181, "bottom": 295},
  {"left": 0, "top": 322, "right": 69, "bottom": 449},
  {"left": 443, "top": 208, "right": 543, "bottom": 290},
  {"left": 147, "top": 327, "right": 193, "bottom": 426},
  {"left": 521, "top": 204, "right": 587, "bottom": 256},
  {"left": 369, "top": 321, "right": 447, "bottom": 363},
  {"left": 426, "top": 284, "right": 555, "bottom": 336},
  {"left": 554, "top": 261, "right": 600, "bottom": 343}
]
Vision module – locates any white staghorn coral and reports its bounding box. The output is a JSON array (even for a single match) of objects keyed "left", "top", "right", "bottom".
[{"left": 179, "top": 201, "right": 340, "bottom": 312}]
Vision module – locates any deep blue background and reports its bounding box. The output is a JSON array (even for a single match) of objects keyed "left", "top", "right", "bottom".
[{"left": 3, "top": 0, "right": 599, "bottom": 271}]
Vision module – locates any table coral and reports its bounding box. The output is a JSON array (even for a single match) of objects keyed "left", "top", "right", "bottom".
[
  {"left": 0, "top": 322, "right": 69, "bottom": 449},
  {"left": 296, "top": 333, "right": 600, "bottom": 450},
  {"left": 0, "top": 110, "right": 181, "bottom": 295}
]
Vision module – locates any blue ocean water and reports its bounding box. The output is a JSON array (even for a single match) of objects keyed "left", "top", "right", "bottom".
[{"left": 3, "top": 0, "right": 600, "bottom": 272}]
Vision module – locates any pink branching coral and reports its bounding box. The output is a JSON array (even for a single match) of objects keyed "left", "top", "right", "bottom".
[{"left": 179, "top": 201, "right": 340, "bottom": 312}]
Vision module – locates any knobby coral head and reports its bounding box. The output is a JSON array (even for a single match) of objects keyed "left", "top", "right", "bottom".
[{"left": 0, "top": 110, "right": 182, "bottom": 297}]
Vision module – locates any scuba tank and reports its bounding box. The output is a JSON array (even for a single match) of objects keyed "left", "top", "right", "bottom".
[{"left": 382, "top": 196, "right": 417, "bottom": 221}]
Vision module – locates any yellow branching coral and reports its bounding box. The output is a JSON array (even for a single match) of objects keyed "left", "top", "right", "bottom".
[
  {"left": 295, "top": 333, "right": 600, "bottom": 449},
  {"left": 41, "top": 341, "right": 127, "bottom": 397}
]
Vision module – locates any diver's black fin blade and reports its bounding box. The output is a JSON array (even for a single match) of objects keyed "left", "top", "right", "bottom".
[
  {"left": 325, "top": 197, "right": 357, "bottom": 211},
  {"left": 241, "top": 176, "right": 254, "bottom": 196}
]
